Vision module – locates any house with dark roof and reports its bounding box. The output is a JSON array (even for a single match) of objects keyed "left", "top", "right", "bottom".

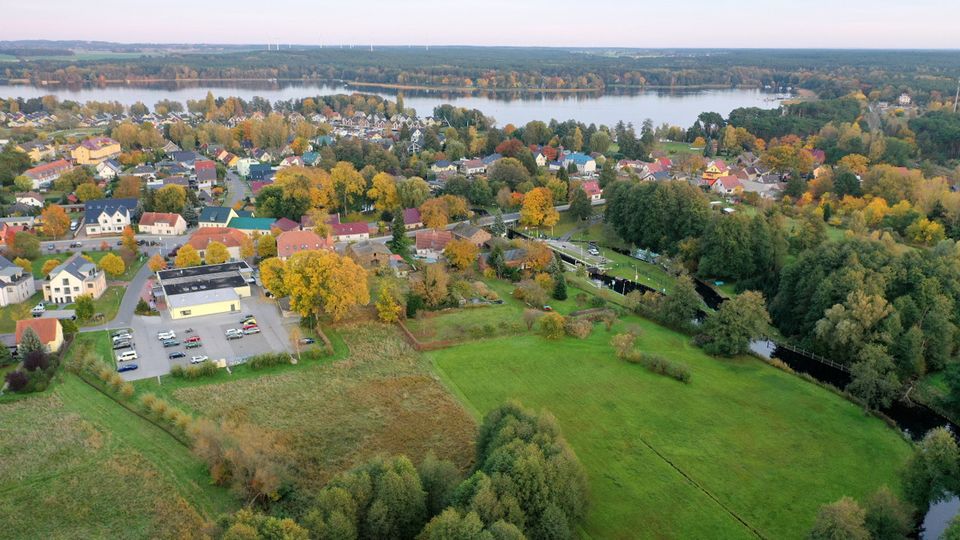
[
  {"left": 451, "top": 222, "right": 491, "bottom": 247},
  {"left": 96, "top": 159, "right": 123, "bottom": 179},
  {"left": 15, "top": 192, "right": 44, "bottom": 208},
  {"left": 0, "top": 255, "right": 35, "bottom": 306},
  {"left": 198, "top": 206, "right": 252, "bottom": 228},
  {"left": 43, "top": 253, "right": 106, "bottom": 303},
  {"left": 346, "top": 241, "right": 392, "bottom": 269},
  {"left": 402, "top": 208, "right": 423, "bottom": 230},
  {"left": 83, "top": 198, "right": 140, "bottom": 236},
  {"left": 271, "top": 217, "right": 301, "bottom": 234}
]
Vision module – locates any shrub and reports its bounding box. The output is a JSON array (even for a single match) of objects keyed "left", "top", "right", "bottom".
[
  {"left": 589, "top": 296, "right": 606, "bottom": 309},
  {"left": 522, "top": 308, "right": 543, "bottom": 330},
  {"left": 565, "top": 318, "right": 593, "bottom": 339},
  {"left": 120, "top": 383, "right": 135, "bottom": 399},
  {"left": 540, "top": 312, "right": 567, "bottom": 339},
  {"left": 22, "top": 350, "right": 49, "bottom": 372},
  {"left": 5, "top": 370, "right": 28, "bottom": 392},
  {"left": 624, "top": 352, "right": 691, "bottom": 384},
  {"left": 610, "top": 333, "right": 637, "bottom": 358},
  {"left": 170, "top": 364, "right": 185, "bottom": 378},
  {"left": 574, "top": 292, "right": 588, "bottom": 307},
  {"left": 134, "top": 298, "right": 154, "bottom": 315},
  {"left": 247, "top": 353, "right": 290, "bottom": 370}
]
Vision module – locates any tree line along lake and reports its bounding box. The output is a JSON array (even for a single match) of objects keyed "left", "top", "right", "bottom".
[{"left": 0, "top": 80, "right": 785, "bottom": 128}]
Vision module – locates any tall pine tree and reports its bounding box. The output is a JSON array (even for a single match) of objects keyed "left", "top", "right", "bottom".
[{"left": 388, "top": 212, "right": 411, "bottom": 258}]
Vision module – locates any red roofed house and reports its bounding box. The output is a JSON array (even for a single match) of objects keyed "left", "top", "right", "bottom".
[
  {"left": 187, "top": 227, "right": 247, "bottom": 262},
  {"left": 402, "top": 208, "right": 423, "bottom": 230},
  {"left": 415, "top": 229, "right": 452, "bottom": 259},
  {"left": 580, "top": 181, "right": 603, "bottom": 201},
  {"left": 24, "top": 159, "right": 74, "bottom": 190},
  {"left": 331, "top": 221, "right": 370, "bottom": 242},
  {"left": 711, "top": 175, "right": 743, "bottom": 196},
  {"left": 16, "top": 318, "right": 64, "bottom": 353},
  {"left": 276, "top": 230, "right": 333, "bottom": 260},
  {"left": 138, "top": 212, "right": 187, "bottom": 236},
  {"left": 271, "top": 217, "right": 301, "bottom": 234}
]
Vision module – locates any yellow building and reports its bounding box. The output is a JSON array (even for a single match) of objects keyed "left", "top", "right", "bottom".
[
  {"left": 702, "top": 162, "right": 728, "bottom": 182},
  {"left": 71, "top": 137, "right": 121, "bottom": 165},
  {"left": 16, "top": 142, "right": 55, "bottom": 163},
  {"left": 157, "top": 261, "right": 254, "bottom": 320}
]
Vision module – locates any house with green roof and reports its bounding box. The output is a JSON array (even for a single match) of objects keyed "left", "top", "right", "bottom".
[
  {"left": 228, "top": 216, "right": 276, "bottom": 236},
  {"left": 198, "top": 206, "right": 254, "bottom": 228}
]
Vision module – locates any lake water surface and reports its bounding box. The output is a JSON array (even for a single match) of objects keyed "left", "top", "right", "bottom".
[{"left": 0, "top": 81, "right": 782, "bottom": 128}]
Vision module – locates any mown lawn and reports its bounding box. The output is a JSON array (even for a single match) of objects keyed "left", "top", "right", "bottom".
[
  {"left": 63, "top": 286, "right": 125, "bottom": 326},
  {"left": 0, "top": 376, "right": 234, "bottom": 539},
  {"left": 83, "top": 250, "right": 148, "bottom": 281},
  {"left": 428, "top": 318, "right": 913, "bottom": 539},
  {"left": 0, "top": 291, "right": 43, "bottom": 333}
]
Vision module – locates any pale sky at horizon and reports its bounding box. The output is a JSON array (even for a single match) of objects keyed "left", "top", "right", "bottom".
[{"left": 6, "top": 0, "right": 959, "bottom": 49}]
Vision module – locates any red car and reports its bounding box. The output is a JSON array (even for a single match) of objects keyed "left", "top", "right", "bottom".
[
  {"left": 242, "top": 323, "right": 258, "bottom": 331},
  {"left": 185, "top": 336, "right": 201, "bottom": 343}
]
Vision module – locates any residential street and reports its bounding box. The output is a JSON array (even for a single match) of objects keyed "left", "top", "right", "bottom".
[{"left": 224, "top": 170, "right": 250, "bottom": 207}]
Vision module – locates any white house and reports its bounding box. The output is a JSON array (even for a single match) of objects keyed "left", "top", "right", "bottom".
[
  {"left": 0, "top": 255, "right": 36, "bottom": 307},
  {"left": 138, "top": 212, "right": 187, "bottom": 236},
  {"left": 15, "top": 192, "right": 44, "bottom": 208},
  {"left": 83, "top": 198, "right": 139, "bottom": 236},
  {"left": 43, "top": 253, "right": 106, "bottom": 304},
  {"left": 96, "top": 159, "right": 123, "bottom": 179},
  {"left": 562, "top": 153, "right": 597, "bottom": 175}
]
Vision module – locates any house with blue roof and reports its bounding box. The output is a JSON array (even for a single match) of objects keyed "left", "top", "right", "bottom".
[
  {"left": 562, "top": 152, "right": 597, "bottom": 174},
  {"left": 482, "top": 153, "right": 503, "bottom": 166},
  {"left": 302, "top": 151, "right": 320, "bottom": 166},
  {"left": 248, "top": 163, "right": 274, "bottom": 181},
  {"left": 198, "top": 206, "right": 253, "bottom": 228},
  {"left": 83, "top": 198, "right": 140, "bottom": 236}
]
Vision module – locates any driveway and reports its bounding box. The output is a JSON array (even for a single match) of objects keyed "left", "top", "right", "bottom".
[{"left": 225, "top": 170, "right": 250, "bottom": 207}]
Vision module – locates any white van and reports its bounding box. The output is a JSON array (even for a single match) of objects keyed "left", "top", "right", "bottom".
[{"left": 117, "top": 350, "right": 139, "bottom": 362}]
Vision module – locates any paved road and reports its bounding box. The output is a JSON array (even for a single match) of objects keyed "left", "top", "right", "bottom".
[
  {"left": 80, "top": 259, "right": 156, "bottom": 334},
  {"left": 224, "top": 170, "right": 250, "bottom": 207}
]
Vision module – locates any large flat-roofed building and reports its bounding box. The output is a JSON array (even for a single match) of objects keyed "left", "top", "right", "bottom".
[{"left": 156, "top": 261, "right": 253, "bottom": 320}]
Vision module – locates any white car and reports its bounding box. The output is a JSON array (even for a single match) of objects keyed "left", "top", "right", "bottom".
[
  {"left": 225, "top": 328, "right": 243, "bottom": 336},
  {"left": 31, "top": 302, "right": 45, "bottom": 316},
  {"left": 117, "top": 350, "right": 139, "bottom": 362},
  {"left": 190, "top": 355, "right": 209, "bottom": 364},
  {"left": 157, "top": 330, "right": 176, "bottom": 340},
  {"left": 112, "top": 333, "right": 132, "bottom": 342}
]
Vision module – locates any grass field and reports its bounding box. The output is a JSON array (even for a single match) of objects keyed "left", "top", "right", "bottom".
[
  {"left": 428, "top": 318, "right": 913, "bottom": 539},
  {"left": 0, "top": 376, "right": 235, "bottom": 539},
  {"left": 0, "top": 291, "right": 43, "bottom": 333},
  {"left": 62, "top": 285, "right": 125, "bottom": 326},
  {"left": 162, "top": 324, "right": 478, "bottom": 502}
]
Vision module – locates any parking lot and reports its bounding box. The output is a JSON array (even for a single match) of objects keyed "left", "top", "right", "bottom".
[{"left": 115, "top": 288, "right": 298, "bottom": 381}]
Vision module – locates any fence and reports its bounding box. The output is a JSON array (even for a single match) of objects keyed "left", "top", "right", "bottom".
[{"left": 775, "top": 342, "right": 850, "bottom": 373}]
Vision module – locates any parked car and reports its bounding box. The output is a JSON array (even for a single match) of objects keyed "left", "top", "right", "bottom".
[
  {"left": 112, "top": 340, "right": 132, "bottom": 350},
  {"left": 162, "top": 339, "right": 180, "bottom": 348},
  {"left": 157, "top": 330, "right": 176, "bottom": 340},
  {"left": 117, "top": 350, "right": 138, "bottom": 362},
  {"left": 112, "top": 333, "right": 132, "bottom": 342},
  {"left": 243, "top": 327, "right": 261, "bottom": 335},
  {"left": 168, "top": 351, "right": 186, "bottom": 359},
  {"left": 185, "top": 341, "right": 203, "bottom": 349},
  {"left": 185, "top": 336, "right": 201, "bottom": 343},
  {"left": 69, "top": 220, "right": 78, "bottom": 231},
  {"left": 31, "top": 302, "right": 45, "bottom": 316},
  {"left": 190, "top": 355, "right": 209, "bottom": 364},
  {"left": 299, "top": 338, "right": 315, "bottom": 345},
  {"left": 70, "top": 241, "right": 82, "bottom": 248},
  {"left": 225, "top": 328, "right": 243, "bottom": 336},
  {"left": 226, "top": 333, "right": 243, "bottom": 340},
  {"left": 241, "top": 315, "right": 256, "bottom": 323},
  {"left": 117, "top": 363, "right": 139, "bottom": 373},
  {"left": 47, "top": 243, "right": 55, "bottom": 251},
  {"left": 242, "top": 323, "right": 258, "bottom": 331}
]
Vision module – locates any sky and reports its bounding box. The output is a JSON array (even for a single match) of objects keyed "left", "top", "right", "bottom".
[{"left": 5, "top": 0, "right": 959, "bottom": 49}]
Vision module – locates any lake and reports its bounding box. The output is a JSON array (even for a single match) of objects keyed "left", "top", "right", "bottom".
[{"left": 0, "top": 81, "right": 783, "bottom": 128}]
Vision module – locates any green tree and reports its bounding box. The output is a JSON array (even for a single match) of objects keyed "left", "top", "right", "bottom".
[
  {"left": 902, "top": 427, "right": 960, "bottom": 510},
  {"left": 808, "top": 497, "right": 869, "bottom": 540},
  {"left": 417, "top": 452, "right": 462, "bottom": 516},
  {"left": 847, "top": 344, "right": 901, "bottom": 411},
  {"left": 75, "top": 294, "right": 95, "bottom": 322},
  {"left": 153, "top": 184, "right": 187, "bottom": 213},
  {"left": 863, "top": 486, "right": 913, "bottom": 540},
  {"left": 17, "top": 327, "right": 43, "bottom": 354},
  {"left": 598, "top": 159, "right": 616, "bottom": 188},
  {"left": 388, "top": 212, "right": 411, "bottom": 258},
  {"left": 568, "top": 186, "right": 592, "bottom": 221},
  {"left": 659, "top": 274, "right": 701, "bottom": 327},
  {"left": 13, "top": 175, "right": 33, "bottom": 192},
  {"left": 11, "top": 232, "right": 40, "bottom": 259},
  {"left": 490, "top": 209, "right": 507, "bottom": 237},
  {"left": 702, "top": 290, "right": 770, "bottom": 356}
]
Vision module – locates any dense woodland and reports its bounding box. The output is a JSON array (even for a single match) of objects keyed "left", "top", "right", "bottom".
[{"left": 3, "top": 47, "right": 960, "bottom": 99}]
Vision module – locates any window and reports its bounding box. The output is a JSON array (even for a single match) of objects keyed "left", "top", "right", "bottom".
[
  {"left": 180, "top": 310, "right": 191, "bottom": 316},
  {"left": 87, "top": 283, "right": 93, "bottom": 288},
  {"left": 54, "top": 287, "right": 60, "bottom": 293},
  {"left": 73, "top": 287, "right": 79, "bottom": 292},
  {"left": 62, "top": 278, "right": 69, "bottom": 286}
]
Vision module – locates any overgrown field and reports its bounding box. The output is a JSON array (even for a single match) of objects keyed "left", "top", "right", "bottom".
[
  {"left": 167, "top": 324, "right": 477, "bottom": 501},
  {"left": 0, "top": 376, "right": 234, "bottom": 539},
  {"left": 429, "top": 317, "right": 913, "bottom": 539}
]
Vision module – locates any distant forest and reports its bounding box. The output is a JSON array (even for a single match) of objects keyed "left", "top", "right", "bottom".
[{"left": 2, "top": 46, "right": 959, "bottom": 99}]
